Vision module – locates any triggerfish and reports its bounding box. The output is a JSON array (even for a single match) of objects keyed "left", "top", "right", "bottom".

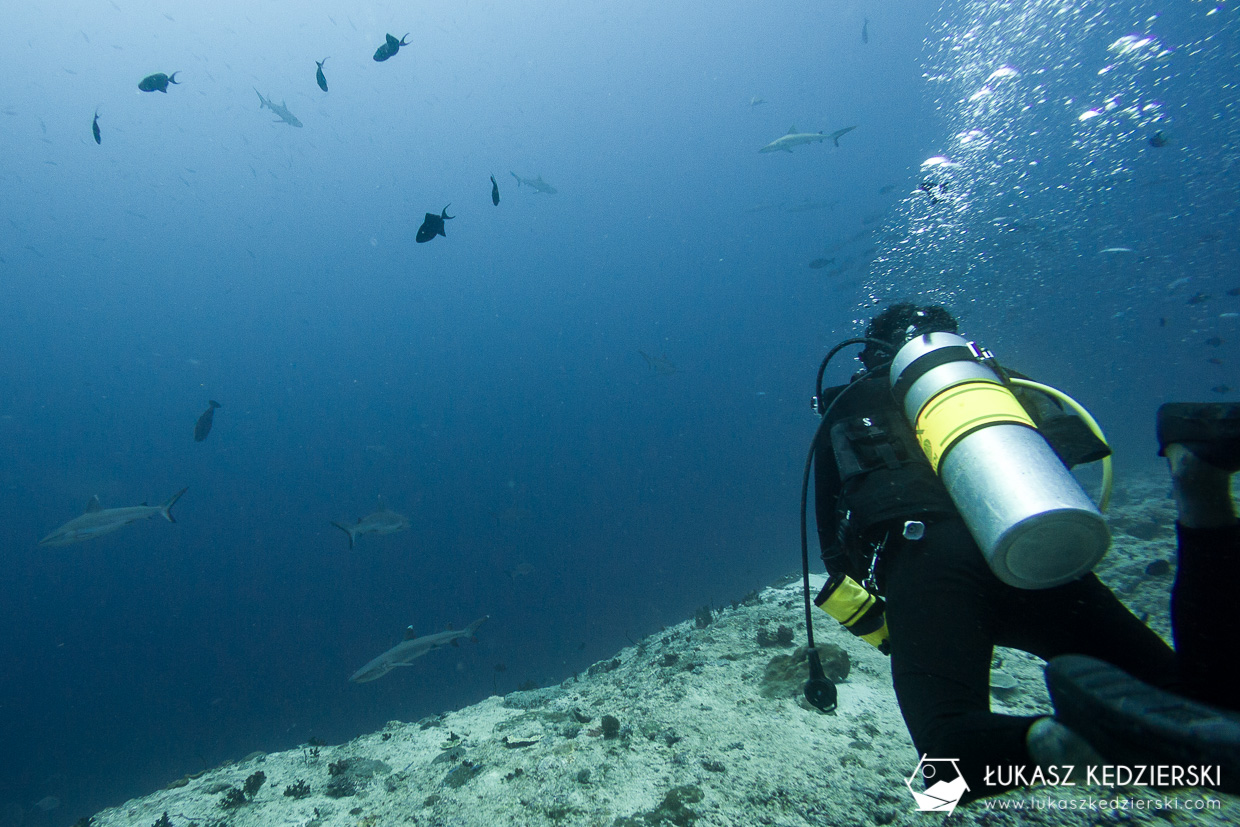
[
  {"left": 138, "top": 72, "right": 180, "bottom": 92},
  {"left": 373, "top": 33, "right": 410, "bottom": 62},
  {"left": 415, "top": 205, "right": 454, "bottom": 243}
]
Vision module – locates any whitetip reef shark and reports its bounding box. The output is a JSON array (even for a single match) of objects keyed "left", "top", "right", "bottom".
[
  {"left": 39, "top": 488, "right": 187, "bottom": 547},
  {"left": 350, "top": 616, "right": 490, "bottom": 682}
]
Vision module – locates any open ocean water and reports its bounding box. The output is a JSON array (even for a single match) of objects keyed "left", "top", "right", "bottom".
[{"left": 0, "top": 1, "right": 1236, "bottom": 824}]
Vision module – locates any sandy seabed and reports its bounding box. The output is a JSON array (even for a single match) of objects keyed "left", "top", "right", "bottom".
[{"left": 89, "top": 474, "right": 1239, "bottom": 827}]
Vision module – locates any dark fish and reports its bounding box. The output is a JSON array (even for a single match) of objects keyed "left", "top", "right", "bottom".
[
  {"left": 194, "top": 400, "right": 221, "bottom": 442},
  {"left": 862, "top": 18, "right": 869, "bottom": 44},
  {"left": 1187, "top": 292, "right": 1210, "bottom": 305},
  {"left": 1148, "top": 130, "right": 1169, "bottom": 148},
  {"left": 373, "top": 33, "right": 410, "bottom": 62},
  {"left": 490, "top": 175, "right": 500, "bottom": 206},
  {"left": 1212, "top": 385, "right": 1232, "bottom": 394},
  {"left": 1207, "top": 357, "right": 1223, "bottom": 365},
  {"left": 415, "top": 205, "right": 453, "bottom": 243},
  {"left": 91, "top": 109, "right": 101, "bottom": 144},
  {"left": 808, "top": 258, "right": 835, "bottom": 269},
  {"left": 1206, "top": 337, "right": 1223, "bottom": 347},
  {"left": 1227, "top": 287, "right": 1240, "bottom": 297},
  {"left": 1158, "top": 317, "right": 1166, "bottom": 327},
  {"left": 315, "top": 58, "right": 329, "bottom": 91},
  {"left": 138, "top": 71, "right": 180, "bottom": 92}
]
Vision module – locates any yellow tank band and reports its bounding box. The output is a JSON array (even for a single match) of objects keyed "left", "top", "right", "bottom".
[
  {"left": 819, "top": 576, "right": 875, "bottom": 627},
  {"left": 915, "top": 380, "right": 1036, "bottom": 471}
]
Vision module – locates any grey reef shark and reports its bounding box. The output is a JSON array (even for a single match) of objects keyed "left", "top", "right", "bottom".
[
  {"left": 331, "top": 497, "right": 410, "bottom": 549},
  {"left": 253, "top": 89, "right": 303, "bottom": 127},
  {"left": 509, "top": 172, "right": 557, "bottom": 194},
  {"left": 759, "top": 125, "right": 857, "bottom": 153},
  {"left": 39, "top": 488, "right": 187, "bottom": 547}
]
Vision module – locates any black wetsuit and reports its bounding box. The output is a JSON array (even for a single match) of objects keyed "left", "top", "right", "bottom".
[{"left": 814, "top": 370, "right": 1239, "bottom": 798}]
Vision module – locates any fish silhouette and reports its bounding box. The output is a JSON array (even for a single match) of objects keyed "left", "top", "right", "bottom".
[
  {"left": 91, "top": 109, "right": 101, "bottom": 144},
  {"left": 490, "top": 175, "right": 500, "bottom": 206},
  {"left": 138, "top": 72, "right": 180, "bottom": 92},
  {"left": 315, "top": 58, "right": 329, "bottom": 91},
  {"left": 373, "top": 33, "right": 410, "bottom": 62},
  {"left": 416, "top": 205, "right": 454, "bottom": 243},
  {"left": 194, "top": 400, "right": 221, "bottom": 442}
]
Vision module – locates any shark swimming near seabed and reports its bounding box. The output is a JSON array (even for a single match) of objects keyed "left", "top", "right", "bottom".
[
  {"left": 759, "top": 125, "right": 857, "bottom": 153},
  {"left": 350, "top": 616, "right": 489, "bottom": 682},
  {"left": 509, "top": 172, "right": 557, "bottom": 194},
  {"left": 39, "top": 488, "right": 188, "bottom": 547},
  {"left": 253, "top": 88, "right": 303, "bottom": 127},
  {"left": 331, "top": 496, "right": 410, "bottom": 549}
]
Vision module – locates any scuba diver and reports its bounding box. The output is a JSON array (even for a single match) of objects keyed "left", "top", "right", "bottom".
[{"left": 802, "top": 302, "right": 1240, "bottom": 800}]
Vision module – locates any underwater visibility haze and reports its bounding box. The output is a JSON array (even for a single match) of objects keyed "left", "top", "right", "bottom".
[{"left": 0, "top": 0, "right": 1237, "bottom": 823}]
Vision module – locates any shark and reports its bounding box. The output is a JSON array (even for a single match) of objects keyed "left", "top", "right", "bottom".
[
  {"left": 759, "top": 125, "right": 857, "bottom": 153},
  {"left": 510, "top": 172, "right": 557, "bottom": 194},
  {"left": 253, "top": 88, "right": 303, "bottom": 127},
  {"left": 331, "top": 497, "right": 410, "bottom": 549},
  {"left": 350, "top": 616, "right": 489, "bottom": 682},
  {"left": 39, "top": 488, "right": 187, "bottom": 547}
]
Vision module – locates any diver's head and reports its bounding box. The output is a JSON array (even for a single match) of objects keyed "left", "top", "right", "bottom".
[{"left": 858, "top": 302, "right": 958, "bottom": 369}]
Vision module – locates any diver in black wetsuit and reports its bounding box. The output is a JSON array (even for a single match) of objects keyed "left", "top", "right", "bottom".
[{"left": 810, "top": 303, "right": 1240, "bottom": 800}]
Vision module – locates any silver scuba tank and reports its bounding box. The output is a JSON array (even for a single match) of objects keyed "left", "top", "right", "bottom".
[{"left": 889, "top": 332, "right": 1110, "bottom": 589}]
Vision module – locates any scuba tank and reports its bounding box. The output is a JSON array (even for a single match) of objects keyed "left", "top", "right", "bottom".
[{"left": 888, "top": 332, "right": 1110, "bottom": 589}]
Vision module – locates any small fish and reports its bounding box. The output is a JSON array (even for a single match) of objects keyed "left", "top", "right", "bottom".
[
  {"left": 1158, "top": 317, "right": 1167, "bottom": 327},
  {"left": 808, "top": 258, "right": 835, "bottom": 269},
  {"left": 373, "top": 32, "right": 410, "bottom": 62},
  {"left": 490, "top": 174, "right": 500, "bottom": 206},
  {"left": 1212, "top": 385, "right": 1232, "bottom": 394},
  {"left": 878, "top": 183, "right": 897, "bottom": 194},
  {"left": 1100, "top": 247, "right": 1134, "bottom": 254},
  {"left": 1206, "top": 337, "right": 1224, "bottom": 347},
  {"left": 415, "top": 205, "right": 454, "bottom": 243},
  {"left": 862, "top": 18, "right": 869, "bottom": 44},
  {"left": 315, "top": 58, "right": 329, "bottom": 91},
  {"left": 91, "top": 108, "right": 101, "bottom": 144},
  {"left": 1227, "top": 287, "right": 1240, "bottom": 297},
  {"left": 194, "top": 400, "right": 221, "bottom": 442},
  {"left": 749, "top": 96, "right": 765, "bottom": 107},
  {"left": 1188, "top": 292, "right": 1211, "bottom": 305},
  {"left": 1207, "top": 357, "right": 1224, "bottom": 365},
  {"left": 138, "top": 71, "right": 180, "bottom": 93},
  {"left": 1149, "top": 130, "right": 1169, "bottom": 148}
]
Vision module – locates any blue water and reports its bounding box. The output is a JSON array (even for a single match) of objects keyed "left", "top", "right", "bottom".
[{"left": 1, "top": 1, "right": 1236, "bottom": 824}]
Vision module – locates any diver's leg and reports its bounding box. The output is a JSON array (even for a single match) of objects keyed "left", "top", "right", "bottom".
[
  {"left": 999, "top": 573, "right": 1177, "bottom": 689},
  {"left": 1040, "top": 406, "right": 1240, "bottom": 792},
  {"left": 1165, "top": 443, "right": 1240, "bottom": 710},
  {"left": 884, "top": 517, "right": 1037, "bottom": 797}
]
